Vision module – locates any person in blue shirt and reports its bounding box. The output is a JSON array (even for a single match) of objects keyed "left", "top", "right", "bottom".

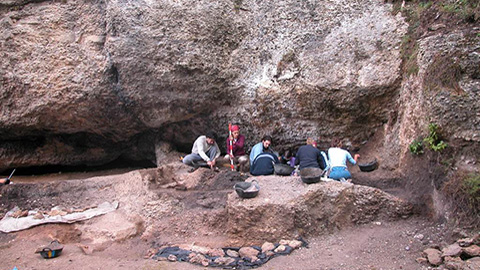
[
  {"left": 327, "top": 138, "right": 360, "bottom": 181},
  {"left": 249, "top": 135, "right": 277, "bottom": 165}
]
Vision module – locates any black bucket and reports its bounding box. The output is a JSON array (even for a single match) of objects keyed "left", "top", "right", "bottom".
[
  {"left": 358, "top": 159, "right": 378, "bottom": 172},
  {"left": 234, "top": 180, "right": 260, "bottom": 198},
  {"left": 300, "top": 167, "right": 323, "bottom": 184},
  {"left": 274, "top": 164, "right": 294, "bottom": 176}
]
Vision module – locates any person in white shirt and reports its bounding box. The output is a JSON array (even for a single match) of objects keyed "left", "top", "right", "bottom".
[{"left": 327, "top": 138, "right": 360, "bottom": 181}]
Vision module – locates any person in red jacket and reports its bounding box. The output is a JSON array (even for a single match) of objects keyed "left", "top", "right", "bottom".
[{"left": 225, "top": 125, "right": 249, "bottom": 172}]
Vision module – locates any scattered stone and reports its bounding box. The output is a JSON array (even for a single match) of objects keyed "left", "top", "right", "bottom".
[
  {"left": 189, "top": 253, "right": 208, "bottom": 266},
  {"left": 274, "top": 245, "right": 286, "bottom": 253},
  {"left": 442, "top": 243, "right": 463, "bottom": 257},
  {"left": 466, "top": 257, "right": 480, "bottom": 268},
  {"left": 33, "top": 212, "right": 44, "bottom": 219},
  {"left": 226, "top": 249, "right": 239, "bottom": 257},
  {"left": 424, "top": 248, "right": 442, "bottom": 266},
  {"left": 261, "top": 242, "right": 275, "bottom": 253},
  {"left": 415, "top": 257, "right": 428, "bottom": 265},
  {"left": 443, "top": 256, "right": 464, "bottom": 270},
  {"left": 9, "top": 209, "right": 28, "bottom": 218},
  {"left": 414, "top": 234, "right": 425, "bottom": 240},
  {"left": 463, "top": 245, "right": 480, "bottom": 257},
  {"left": 190, "top": 245, "right": 210, "bottom": 254},
  {"left": 238, "top": 247, "right": 259, "bottom": 260},
  {"left": 265, "top": 250, "right": 275, "bottom": 257},
  {"left": 287, "top": 240, "right": 303, "bottom": 249},
  {"left": 206, "top": 248, "right": 225, "bottom": 257},
  {"left": 279, "top": 239, "right": 289, "bottom": 246},
  {"left": 214, "top": 256, "right": 236, "bottom": 266},
  {"left": 144, "top": 248, "right": 157, "bottom": 259},
  {"left": 457, "top": 238, "right": 474, "bottom": 247}
]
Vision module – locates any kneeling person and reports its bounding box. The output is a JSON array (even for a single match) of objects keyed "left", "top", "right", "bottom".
[{"left": 183, "top": 131, "right": 221, "bottom": 171}]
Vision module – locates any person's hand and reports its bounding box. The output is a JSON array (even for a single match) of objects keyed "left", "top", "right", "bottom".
[{"left": 354, "top": 154, "right": 360, "bottom": 159}]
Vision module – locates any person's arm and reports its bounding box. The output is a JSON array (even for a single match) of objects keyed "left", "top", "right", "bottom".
[
  {"left": 250, "top": 143, "right": 261, "bottom": 164},
  {"left": 234, "top": 135, "right": 245, "bottom": 152},
  {"left": 354, "top": 154, "right": 360, "bottom": 163},
  {"left": 317, "top": 150, "right": 326, "bottom": 170},
  {"left": 214, "top": 142, "right": 221, "bottom": 159},
  {"left": 346, "top": 152, "right": 358, "bottom": 165}
]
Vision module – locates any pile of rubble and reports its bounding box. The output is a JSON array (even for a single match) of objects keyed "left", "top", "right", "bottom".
[
  {"left": 151, "top": 239, "right": 306, "bottom": 268},
  {"left": 418, "top": 233, "right": 480, "bottom": 269}
]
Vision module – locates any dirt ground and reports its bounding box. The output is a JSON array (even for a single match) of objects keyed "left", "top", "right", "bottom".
[
  {"left": 0, "top": 169, "right": 461, "bottom": 270},
  {"left": 0, "top": 213, "right": 452, "bottom": 270}
]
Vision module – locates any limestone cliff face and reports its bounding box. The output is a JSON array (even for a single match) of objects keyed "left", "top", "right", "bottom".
[{"left": 0, "top": 0, "right": 478, "bottom": 173}]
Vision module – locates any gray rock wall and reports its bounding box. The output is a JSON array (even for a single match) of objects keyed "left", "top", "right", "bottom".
[{"left": 0, "top": 0, "right": 478, "bottom": 173}]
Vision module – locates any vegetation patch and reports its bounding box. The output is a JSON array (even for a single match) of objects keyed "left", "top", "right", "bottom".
[
  {"left": 409, "top": 123, "right": 448, "bottom": 155},
  {"left": 396, "top": 0, "right": 479, "bottom": 77},
  {"left": 442, "top": 173, "right": 480, "bottom": 228}
]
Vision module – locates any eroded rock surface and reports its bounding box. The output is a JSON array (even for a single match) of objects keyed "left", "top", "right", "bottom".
[
  {"left": 0, "top": 0, "right": 409, "bottom": 169},
  {"left": 227, "top": 176, "right": 412, "bottom": 245}
]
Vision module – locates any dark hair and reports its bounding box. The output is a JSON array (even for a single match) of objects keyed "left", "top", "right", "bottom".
[
  {"left": 331, "top": 137, "right": 342, "bottom": 148},
  {"left": 261, "top": 135, "right": 273, "bottom": 143},
  {"left": 205, "top": 131, "right": 217, "bottom": 141}
]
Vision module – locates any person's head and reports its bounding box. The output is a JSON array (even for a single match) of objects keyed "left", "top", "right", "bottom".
[
  {"left": 306, "top": 137, "right": 315, "bottom": 146},
  {"left": 205, "top": 131, "right": 217, "bottom": 145},
  {"left": 261, "top": 135, "right": 272, "bottom": 149},
  {"left": 331, "top": 137, "right": 343, "bottom": 148},
  {"left": 231, "top": 125, "right": 240, "bottom": 139}
]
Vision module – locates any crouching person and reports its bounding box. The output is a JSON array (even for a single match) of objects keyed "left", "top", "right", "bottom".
[
  {"left": 250, "top": 152, "right": 279, "bottom": 176},
  {"left": 224, "top": 124, "right": 249, "bottom": 172},
  {"left": 183, "top": 131, "right": 221, "bottom": 172}
]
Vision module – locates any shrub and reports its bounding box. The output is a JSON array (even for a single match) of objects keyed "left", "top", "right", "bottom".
[
  {"left": 409, "top": 139, "right": 424, "bottom": 155},
  {"left": 423, "top": 123, "right": 448, "bottom": 152},
  {"left": 409, "top": 123, "right": 448, "bottom": 156}
]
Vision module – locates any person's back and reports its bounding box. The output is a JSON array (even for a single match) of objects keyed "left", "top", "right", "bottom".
[
  {"left": 250, "top": 152, "right": 278, "bottom": 176},
  {"left": 327, "top": 138, "right": 359, "bottom": 181},
  {"left": 327, "top": 147, "right": 356, "bottom": 167},
  {"left": 295, "top": 144, "right": 326, "bottom": 170}
]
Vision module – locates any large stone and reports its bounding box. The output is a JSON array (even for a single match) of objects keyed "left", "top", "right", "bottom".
[
  {"left": 227, "top": 176, "right": 412, "bottom": 244},
  {"left": 423, "top": 248, "right": 442, "bottom": 266},
  {"left": 238, "top": 247, "right": 259, "bottom": 260},
  {"left": 442, "top": 243, "right": 463, "bottom": 257},
  {"left": 463, "top": 245, "right": 480, "bottom": 257}
]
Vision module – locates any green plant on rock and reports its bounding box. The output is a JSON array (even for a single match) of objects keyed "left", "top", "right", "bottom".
[
  {"left": 409, "top": 123, "right": 448, "bottom": 156},
  {"left": 423, "top": 123, "right": 448, "bottom": 152},
  {"left": 409, "top": 139, "right": 424, "bottom": 155}
]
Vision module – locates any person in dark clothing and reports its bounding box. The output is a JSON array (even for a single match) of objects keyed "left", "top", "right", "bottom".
[
  {"left": 250, "top": 152, "right": 279, "bottom": 176},
  {"left": 295, "top": 138, "right": 327, "bottom": 171}
]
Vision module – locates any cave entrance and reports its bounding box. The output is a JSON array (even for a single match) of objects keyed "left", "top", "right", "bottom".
[{"left": 1, "top": 157, "right": 156, "bottom": 181}]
